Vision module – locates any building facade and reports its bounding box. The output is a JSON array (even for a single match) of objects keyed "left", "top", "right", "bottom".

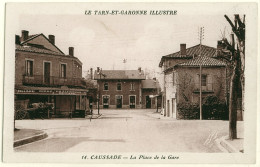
[
  {"left": 159, "top": 43, "right": 227, "bottom": 119},
  {"left": 94, "top": 69, "right": 145, "bottom": 109},
  {"left": 15, "top": 30, "right": 88, "bottom": 117},
  {"left": 141, "top": 79, "right": 161, "bottom": 109}
]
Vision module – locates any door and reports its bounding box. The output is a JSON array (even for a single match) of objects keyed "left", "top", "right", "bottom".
[
  {"left": 44, "top": 62, "right": 50, "bottom": 84},
  {"left": 172, "top": 98, "right": 175, "bottom": 117},
  {"left": 116, "top": 95, "right": 122, "bottom": 108},
  {"left": 103, "top": 96, "right": 109, "bottom": 108},
  {"left": 129, "top": 96, "right": 136, "bottom": 108},
  {"left": 89, "top": 96, "right": 93, "bottom": 109},
  {"left": 146, "top": 96, "right": 151, "bottom": 108},
  {"left": 76, "top": 95, "right": 80, "bottom": 110},
  {"left": 167, "top": 100, "right": 170, "bottom": 117}
]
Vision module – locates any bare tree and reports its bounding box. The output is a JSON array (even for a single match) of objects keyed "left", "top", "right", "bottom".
[{"left": 219, "top": 15, "right": 245, "bottom": 140}]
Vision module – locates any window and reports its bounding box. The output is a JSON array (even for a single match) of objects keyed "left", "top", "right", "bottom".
[
  {"left": 201, "top": 74, "right": 207, "bottom": 86},
  {"left": 117, "top": 82, "right": 122, "bottom": 90},
  {"left": 104, "top": 82, "right": 108, "bottom": 90},
  {"left": 25, "top": 60, "right": 33, "bottom": 76},
  {"left": 60, "top": 64, "right": 66, "bottom": 78},
  {"left": 130, "top": 82, "right": 134, "bottom": 90}
]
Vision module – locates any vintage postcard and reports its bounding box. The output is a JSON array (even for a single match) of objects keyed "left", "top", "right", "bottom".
[{"left": 2, "top": 1, "right": 258, "bottom": 165}]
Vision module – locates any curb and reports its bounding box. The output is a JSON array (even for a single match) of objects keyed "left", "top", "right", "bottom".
[
  {"left": 14, "top": 132, "right": 48, "bottom": 147},
  {"left": 85, "top": 114, "right": 102, "bottom": 119},
  {"left": 215, "top": 135, "right": 241, "bottom": 153}
]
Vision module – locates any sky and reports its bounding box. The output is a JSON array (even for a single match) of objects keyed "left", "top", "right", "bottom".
[{"left": 12, "top": 3, "right": 236, "bottom": 78}]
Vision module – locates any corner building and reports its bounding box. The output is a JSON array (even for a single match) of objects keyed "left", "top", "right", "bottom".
[{"left": 15, "top": 30, "right": 88, "bottom": 117}]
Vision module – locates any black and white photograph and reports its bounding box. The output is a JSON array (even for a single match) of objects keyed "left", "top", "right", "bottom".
[{"left": 2, "top": 1, "right": 259, "bottom": 165}]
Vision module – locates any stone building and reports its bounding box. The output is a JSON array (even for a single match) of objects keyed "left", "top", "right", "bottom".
[
  {"left": 15, "top": 30, "right": 88, "bottom": 117},
  {"left": 159, "top": 43, "right": 227, "bottom": 119},
  {"left": 94, "top": 68, "right": 145, "bottom": 109}
]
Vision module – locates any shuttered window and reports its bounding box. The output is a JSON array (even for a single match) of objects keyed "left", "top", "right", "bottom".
[
  {"left": 26, "top": 60, "right": 33, "bottom": 76},
  {"left": 201, "top": 74, "right": 207, "bottom": 86},
  {"left": 61, "top": 64, "right": 66, "bottom": 78}
]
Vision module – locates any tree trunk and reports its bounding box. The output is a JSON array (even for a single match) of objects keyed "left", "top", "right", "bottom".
[{"left": 229, "top": 64, "right": 239, "bottom": 140}]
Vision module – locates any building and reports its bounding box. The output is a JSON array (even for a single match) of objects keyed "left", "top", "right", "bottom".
[
  {"left": 15, "top": 30, "right": 88, "bottom": 118},
  {"left": 159, "top": 43, "right": 227, "bottom": 119},
  {"left": 141, "top": 79, "right": 161, "bottom": 109},
  {"left": 94, "top": 68, "right": 145, "bottom": 109}
]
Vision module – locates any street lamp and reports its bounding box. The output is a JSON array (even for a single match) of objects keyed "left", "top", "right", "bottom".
[{"left": 97, "top": 67, "right": 106, "bottom": 115}]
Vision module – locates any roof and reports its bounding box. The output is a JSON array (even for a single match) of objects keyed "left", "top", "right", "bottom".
[
  {"left": 175, "top": 55, "right": 226, "bottom": 67},
  {"left": 16, "top": 44, "right": 65, "bottom": 56},
  {"left": 141, "top": 79, "right": 160, "bottom": 89},
  {"left": 16, "top": 32, "right": 82, "bottom": 65},
  {"left": 94, "top": 70, "right": 145, "bottom": 80},
  {"left": 159, "top": 44, "right": 217, "bottom": 67},
  {"left": 21, "top": 33, "right": 64, "bottom": 54}
]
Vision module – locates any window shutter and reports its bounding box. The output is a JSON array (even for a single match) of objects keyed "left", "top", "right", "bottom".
[
  {"left": 194, "top": 74, "right": 199, "bottom": 89},
  {"left": 207, "top": 74, "right": 212, "bottom": 91},
  {"left": 64, "top": 65, "right": 66, "bottom": 78}
]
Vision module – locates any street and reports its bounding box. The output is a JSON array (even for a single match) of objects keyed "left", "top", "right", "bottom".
[{"left": 14, "top": 109, "right": 235, "bottom": 152}]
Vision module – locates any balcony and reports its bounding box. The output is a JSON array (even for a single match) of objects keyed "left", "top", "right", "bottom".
[{"left": 23, "top": 75, "right": 86, "bottom": 88}]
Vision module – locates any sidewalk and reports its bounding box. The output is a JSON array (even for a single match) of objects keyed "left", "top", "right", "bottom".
[
  {"left": 14, "top": 128, "right": 48, "bottom": 147},
  {"left": 215, "top": 121, "right": 244, "bottom": 153}
]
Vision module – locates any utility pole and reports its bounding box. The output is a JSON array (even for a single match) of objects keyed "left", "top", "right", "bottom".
[
  {"left": 97, "top": 67, "right": 106, "bottom": 115},
  {"left": 123, "top": 58, "right": 127, "bottom": 70},
  {"left": 198, "top": 27, "right": 204, "bottom": 120}
]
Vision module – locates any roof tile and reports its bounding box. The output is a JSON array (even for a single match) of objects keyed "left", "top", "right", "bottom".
[
  {"left": 94, "top": 70, "right": 145, "bottom": 80},
  {"left": 165, "top": 44, "right": 217, "bottom": 58},
  {"left": 16, "top": 44, "right": 65, "bottom": 56},
  {"left": 176, "top": 55, "right": 226, "bottom": 67}
]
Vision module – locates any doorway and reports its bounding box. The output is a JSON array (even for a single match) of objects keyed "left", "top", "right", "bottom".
[
  {"left": 167, "top": 100, "right": 170, "bottom": 117},
  {"left": 103, "top": 95, "right": 109, "bottom": 108},
  {"left": 129, "top": 96, "right": 136, "bottom": 108},
  {"left": 172, "top": 98, "right": 175, "bottom": 117},
  {"left": 146, "top": 96, "right": 151, "bottom": 108},
  {"left": 116, "top": 95, "right": 122, "bottom": 108}
]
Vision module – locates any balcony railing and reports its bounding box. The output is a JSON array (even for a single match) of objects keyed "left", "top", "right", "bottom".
[{"left": 23, "top": 75, "right": 86, "bottom": 87}]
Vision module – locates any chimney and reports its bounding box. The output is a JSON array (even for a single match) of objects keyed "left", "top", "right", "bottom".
[
  {"left": 90, "top": 68, "right": 93, "bottom": 79},
  {"left": 138, "top": 67, "right": 142, "bottom": 74},
  {"left": 180, "top": 44, "right": 186, "bottom": 55},
  {"left": 15, "top": 35, "right": 20, "bottom": 44},
  {"left": 48, "top": 35, "right": 55, "bottom": 45},
  {"left": 217, "top": 40, "right": 223, "bottom": 49},
  {"left": 69, "top": 47, "right": 74, "bottom": 56},
  {"left": 21, "top": 30, "right": 29, "bottom": 41}
]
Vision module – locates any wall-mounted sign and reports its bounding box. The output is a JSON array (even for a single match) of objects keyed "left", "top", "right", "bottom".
[{"left": 16, "top": 89, "right": 87, "bottom": 95}]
